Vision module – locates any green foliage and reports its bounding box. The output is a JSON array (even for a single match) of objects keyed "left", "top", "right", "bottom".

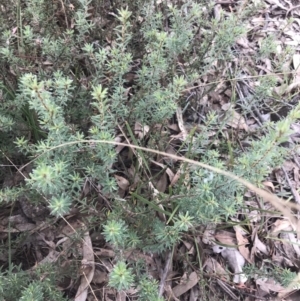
[
  {"left": 0, "top": 264, "right": 68, "bottom": 301},
  {"left": 258, "top": 34, "right": 277, "bottom": 59},
  {"left": 0, "top": 0, "right": 299, "bottom": 299},
  {"left": 20, "top": 282, "right": 45, "bottom": 301},
  {"left": 103, "top": 220, "right": 128, "bottom": 248},
  {"left": 244, "top": 264, "right": 298, "bottom": 289},
  {"left": 109, "top": 261, "right": 134, "bottom": 291},
  {"left": 274, "top": 267, "right": 297, "bottom": 288},
  {"left": 138, "top": 276, "right": 164, "bottom": 301}
]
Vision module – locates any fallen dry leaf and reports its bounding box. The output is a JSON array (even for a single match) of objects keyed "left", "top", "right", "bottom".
[
  {"left": 293, "top": 54, "right": 300, "bottom": 71},
  {"left": 182, "top": 240, "right": 194, "bottom": 255},
  {"left": 114, "top": 174, "right": 130, "bottom": 190},
  {"left": 262, "top": 181, "right": 275, "bottom": 192},
  {"left": 256, "top": 277, "right": 286, "bottom": 294},
  {"left": 270, "top": 219, "right": 293, "bottom": 235},
  {"left": 92, "top": 270, "right": 108, "bottom": 284},
  {"left": 221, "top": 105, "right": 249, "bottom": 132},
  {"left": 252, "top": 233, "right": 269, "bottom": 256},
  {"left": 234, "top": 226, "right": 252, "bottom": 263},
  {"left": 75, "top": 228, "right": 95, "bottom": 301},
  {"left": 134, "top": 122, "right": 149, "bottom": 139},
  {"left": 28, "top": 233, "right": 61, "bottom": 266},
  {"left": 215, "top": 230, "right": 237, "bottom": 246},
  {"left": 170, "top": 168, "right": 181, "bottom": 187},
  {"left": 94, "top": 248, "right": 115, "bottom": 258},
  {"left": 150, "top": 160, "right": 175, "bottom": 182},
  {"left": 116, "top": 291, "right": 126, "bottom": 301},
  {"left": 154, "top": 171, "right": 168, "bottom": 192},
  {"left": 0, "top": 223, "right": 36, "bottom": 232},
  {"left": 167, "top": 123, "right": 179, "bottom": 132},
  {"left": 176, "top": 107, "right": 188, "bottom": 141},
  {"left": 202, "top": 223, "right": 216, "bottom": 245},
  {"left": 204, "top": 257, "right": 229, "bottom": 281},
  {"left": 172, "top": 271, "right": 199, "bottom": 297},
  {"left": 114, "top": 136, "right": 126, "bottom": 154},
  {"left": 164, "top": 284, "right": 180, "bottom": 301}
]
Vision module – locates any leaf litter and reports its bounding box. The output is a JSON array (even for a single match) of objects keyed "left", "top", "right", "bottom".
[{"left": 2, "top": 1, "right": 300, "bottom": 300}]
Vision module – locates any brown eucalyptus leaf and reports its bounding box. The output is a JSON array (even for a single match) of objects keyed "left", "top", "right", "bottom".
[
  {"left": 293, "top": 54, "right": 300, "bottom": 70},
  {"left": 94, "top": 248, "right": 115, "bottom": 258},
  {"left": 235, "top": 227, "right": 252, "bottom": 263},
  {"left": 256, "top": 277, "right": 286, "bottom": 294},
  {"left": 150, "top": 159, "right": 175, "bottom": 182},
  {"left": 93, "top": 270, "right": 108, "bottom": 284},
  {"left": 116, "top": 291, "right": 126, "bottom": 301},
  {"left": 155, "top": 172, "right": 168, "bottom": 192},
  {"left": 271, "top": 219, "right": 293, "bottom": 235},
  {"left": 252, "top": 233, "right": 269, "bottom": 256},
  {"left": 176, "top": 107, "right": 188, "bottom": 141},
  {"left": 172, "top": 271, "right": 199, "bottom": 297},
  {"left": 0, "top": 223, "right": 36, "bottom": 232},
  {"left": 262, "top": 181, "right": 275, "bottom": 192},
  {"left": 223, "top": 108, "right": 249, "bottom": 131},
  {"left": 75, "top": 228, "right": 95, "bottom": 301},
  {"left": 202, "top": 223, "right": 216, "bottom": 245},
  {"left": 204, "top": 257, "right": 229, "bottom": 280},
  {"left": 215, "top": 230, "right": 237, "bottom": 246},
  {"left": 134, "top": 122, "right": 149, "bottom": 139},
  {"left": 114, "top": 175, "right": 130, "bottom": 190}
]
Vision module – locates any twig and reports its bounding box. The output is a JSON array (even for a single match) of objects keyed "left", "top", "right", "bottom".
[
  {"left": 215, "top": 1, "right": 235, "bottom": 4},
  {"left": 59, "top": 0, "right": 69, "bottom": 28},
  {"left": 12, "top": 140, "right": 300, "bottom": 231},
  {"left": 293, "top": 155, "right": 300, "bottom": 169},
  {"left": 282, "top": 166, "right": 300, "bottom": 207},
  {"left": 237, "top": 79, "right": 265, "bottom": 125},
  {"left": 216, "top": 279, "right": 239, "bottom": 300},
  {"left": 158, "top": 250, "right": 173, "bottom": 297},
  {"left": 181, "top": 71, "right": 297, "bottom": 93},
  {"left": 286, "top": 5, "right": 300, "bottom": 17}
]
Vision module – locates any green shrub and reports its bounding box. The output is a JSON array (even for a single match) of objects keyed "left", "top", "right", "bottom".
[
  {"left": 0, "top": 264, "right": 68, "bottom": 301},
  {"left": 0, "top": 0, "right": 298, "bottom": 299}
]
